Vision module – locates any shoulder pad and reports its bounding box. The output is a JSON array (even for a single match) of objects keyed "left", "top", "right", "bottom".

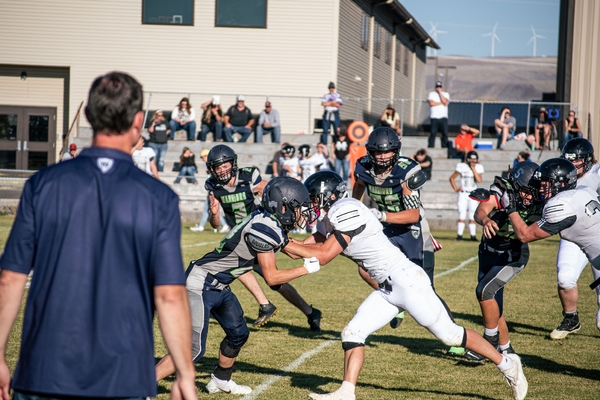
[
  {"left": 543, "top": 195, "right": 576, "bottom": 224},
  {"left": 245, "top": 232, "right": 276, "bottom": 253},
  {"left": 205, "top": 178, "right": 217, "bottom": 191},
  {"left": 237, "top": 168, "right": 256, "bottom": 183},
  {"left": 358, "top": 156, "right": 371, "bottom": 166},
  {"left": 406, "top": 169, "right": 428, "bottom": 190},
  {"left": 329, "top": 200, "right": 365, "bottom": 232}
]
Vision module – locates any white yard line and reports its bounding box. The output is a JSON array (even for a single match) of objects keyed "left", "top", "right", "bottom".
[{"left": 243, "top": 255, "right": 478, "bottom": 399}]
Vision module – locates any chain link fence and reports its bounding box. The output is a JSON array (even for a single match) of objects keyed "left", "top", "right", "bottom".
[{"left": 0, "top": 169, "right": 35, "bottom": 201}]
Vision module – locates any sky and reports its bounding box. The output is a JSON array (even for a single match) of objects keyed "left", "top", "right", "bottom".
[{"left": 401, "top": 0, "right": 560, "bottom": 58}]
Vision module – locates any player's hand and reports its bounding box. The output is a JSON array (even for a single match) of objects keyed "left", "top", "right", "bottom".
[
  {"left": 208, "top": 194, "right": 220, "bottom": 216},
  {"left": 170, "top": 375, "right": 198, "bottom": 400},
  {"left": 482, "top": 219, "right": 500, "bottom": 239},
  {"left": 499, "top": 190, "right": 518, "bottom": 214},
  {"left": 369, "top": 208, "right": 386, "bottom": 222},
  {"left": 303, "top": 257, "right": 320, "bottom": 273},
  {"left": 0, "top": 359, "right": 11, "bottom": 400}
]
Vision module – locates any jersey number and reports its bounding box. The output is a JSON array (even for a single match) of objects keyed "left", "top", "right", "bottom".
[
  {"left": 232, "top": 201, "right": 248, "bottom": 224},
  {"left": 370, "top": 193, "right": 402, "bottom": 212},
  {"left": 584, "top": 197, "right": 600, "bottom": 216}
]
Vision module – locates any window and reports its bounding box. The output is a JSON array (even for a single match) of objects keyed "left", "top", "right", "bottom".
[
  {"left": 373, "top": 22, "right": 381, "bottom": 58},
  {"left": 403, "top": 46, "right": 410, "bottom": 76},
  {"left": 216, "top": 0, "right": 267, "bottom": 28},
  {"left": 142, "top": 0, "right": 194, "bottom": 25},
  {"left": 361, "top": 12, "right": 369, "bottom": 51},
  {"left": 395, "top": 39, "right": 401, "bottom": 71},
  {"left": 385, "top": 31, "right": 392, "bottom": 65}
]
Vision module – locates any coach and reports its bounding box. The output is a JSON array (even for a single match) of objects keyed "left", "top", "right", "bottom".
[{"left": 0, "top": 72, "right": 196, "bottom": 400}]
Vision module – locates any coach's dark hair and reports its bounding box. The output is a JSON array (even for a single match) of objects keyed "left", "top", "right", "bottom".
[{"left": 85, "top": 72, "right": 143, "bottom": 135}]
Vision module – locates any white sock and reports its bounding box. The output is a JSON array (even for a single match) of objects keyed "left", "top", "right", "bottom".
[
  {"left": 484, "top": 327, "right": 498, "bottom": 337},
  {"left": 340, "top": 381, "right": 356, "bottom": 394},
  {"left": 499, "top": 341, "right": 511, "bottom": 351},
  {"left": 496, "top": 354, "right": 513, "bottom": 371},
  {"left": 457, "top": 222, "right": 465, "bottom": 236},
  {"left": 469, "top": 223, "right": 477, "bottom": 236}
]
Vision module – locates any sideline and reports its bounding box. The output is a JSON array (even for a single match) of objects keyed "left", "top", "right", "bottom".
[{"left": 240, "top": 255, "right": 479, "bottom": 399}]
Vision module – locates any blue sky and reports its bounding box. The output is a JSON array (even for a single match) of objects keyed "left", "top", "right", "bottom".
[{"left": 401, "top": 0, "right": 560, "bottom": 58}]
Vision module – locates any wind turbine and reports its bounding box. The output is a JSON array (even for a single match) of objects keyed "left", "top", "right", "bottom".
[
  {"left": 527, "top": 25, "right": 546, "bottom": 57},
  {"left": 428, "top": 22, "right": 447, "bottom": 56},
  {"left": 482, "top": 22, "right": 501, "bottom": 57}
]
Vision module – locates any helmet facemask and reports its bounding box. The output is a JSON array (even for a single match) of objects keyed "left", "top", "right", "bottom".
[
  {"left": 208, "top": 161, "right": 236, "bottom": 185},
  {"left": 367, "top": 149, "right": 400, "bottom": 174}
]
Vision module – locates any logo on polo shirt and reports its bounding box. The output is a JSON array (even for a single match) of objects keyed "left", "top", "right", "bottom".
[{"left": 97, "top": 157, "right": 114, "bottom": 174}]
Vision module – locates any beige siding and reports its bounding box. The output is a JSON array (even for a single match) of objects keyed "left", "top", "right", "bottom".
[{"left": 0, "top": 76, "right": 64, "bottom": 159}]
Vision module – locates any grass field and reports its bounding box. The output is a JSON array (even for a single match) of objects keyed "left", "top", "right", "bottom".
[{"left": 2, "top": 215, "right": 600, "bottom": 399}]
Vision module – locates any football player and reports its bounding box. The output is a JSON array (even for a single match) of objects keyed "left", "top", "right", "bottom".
[
  {"left": 155, "top": 177, "right": 320, "bottom": 394},
  {"left": 205, "top": 145, "right": 321, "bottom": 330},
  {"left": 283, "top": 171, "right": 528, "bottom": 400},
  {"left": 449, "top": 150, "right": 485, "bottom": 241},
  {"left": 463, "top": 162, "right": 542, "bottom": 362}
]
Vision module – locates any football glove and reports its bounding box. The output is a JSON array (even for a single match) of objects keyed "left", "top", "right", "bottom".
[
  {"left": 303, "top": 257, "right": 320, "bottom": 274},
  {"left": 370, "top": 208, "right": 387, "bottom": 222}
]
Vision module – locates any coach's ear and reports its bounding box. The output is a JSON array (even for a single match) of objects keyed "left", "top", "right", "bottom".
[{"left": 469, "top": 188, "right": 490, "bottom": 202}]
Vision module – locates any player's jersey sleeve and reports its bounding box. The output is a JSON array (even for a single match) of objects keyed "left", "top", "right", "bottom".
[
  {"left": 245, "top": 217, "right": 285, "bottom": 253},
  {"left": 328, "top": 201, "right": 367, "bottom": 233},
  {"left": 248, "top": 167, "right": 262, "bottom": 190},
  {"left": 455, "top": 163, "right": 464, "bottom": 174},
  {"left": 476, "top": 164, "right": 485, "bottom": 174},
  {"left": 537, "top": 197, "right": 577, "bottom": 234},
  {"left": 205, "top": 178, "right": 217, "bottom": 192}
]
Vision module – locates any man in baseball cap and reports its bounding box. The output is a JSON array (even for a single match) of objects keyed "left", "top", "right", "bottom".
[
  {"left": 61, "top": 143, "right": 78, "bottom": 161},
  {"left": 256, "top": 101, "right": 281, "bottom": 143}
]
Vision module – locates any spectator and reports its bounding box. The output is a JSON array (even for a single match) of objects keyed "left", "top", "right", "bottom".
[
  {"left": 271, "top": 142, "right": 289, "bottom": 177},
  {"left": 513, "top": 151, "right": 531, "bottom": 167},
  {"left": 224, "top": 95, "right": 254, "bottom": 143},
  {"left": 455, "top": 124, "right": 479, "bottom": 159},
  {"left": 147, "top": 109, "right": 171, "bottom": 172},
  {"left": 174, "top": 147, "right": 198, "bottom": 184},
  {"left": 198, "top": 97, "right": 223, "bottom": 142},
  {"left": 331, "top": 125, "right": 350, "bottom": 182},
  {"left": 427, "top": 80, "right": 450, "bottom": 148},
  {"left": 412, "top": 148, "right": 433, "bottom": 181},
  {"left": 494, "top": 106, "right": 516, "bottom": 150},
  {"left": 534, "top": 107, "right": 552, "bottom": 150},
  {"left": 61, "top": 143, "right": 78, "bottom": 161},
  {"left": 563, "top": 109, "right": 583, "bottom": 144},
  {"left": 190, "top": 149, "right": 228, "bottom": 232},
  {"left": 0, "top": 71, "right": 196, "bottom": 400},
  {"left": 380, "top": 103, "right": 401, "bottom": 136},
  {"left": 280, "top": 144, "right": 301, "bottom": 180},
  {"left": 169, "top": 97, "right": 197, "bottom": 141},
  {"left": 132, "top": 136, "right": 159, "bottom": 179},
  {"left": 321, "top": 82, "right": 343, "bottom": 145},
  {"left": 256, "top": 101, "right": 281, "bottom": 143},
  {"left": 449, "top": 150, "right": 484, "bottom": 241}
]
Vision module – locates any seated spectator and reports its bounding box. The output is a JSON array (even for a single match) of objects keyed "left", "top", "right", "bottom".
[
  {"left": 412, "top": 148, "right": 432, "bottom": 181},
  {"left": 563, "top": 109, "right": 583, "bottom": 144},
  {"left": 174, "top": 147, "right": 197, "bottom": 184},
  {"left": 61, "top": 143, "right": 78, "bottom": 161},
  {"left": 513, "top": 150, "right": 531, "bottom": 167},
  {"left": 455, "top": 124, "right": 479, "bottom": 159},
  {"left": 147, "top": 110, "right": 170, "bottom": 172},
  {"left": 494, "top": 106, "right": 516, "bottom": 150},
  {"left": 280, "top": 144, "right": 301, "bottom": 180},
  {"left": 256, "top": 101, "right": 281, "bottom": 143},
  {"left": 223, "top": 95, "right": 254, "bottom": 142},
  {"left": 169, "top": 97, "right": 196, "bottom": 141},
  {"left": 331, "top": 125, "right": 350, "bottom": 181},
  {"left": 198, "top": 97, "right": 223, "bottom": 142},
  {"left": 380, "top": 103, "right": 401, "bottom": 137},
  {"left": 534, "top": 107, "right": 552, "bottom": 150},
  {"left": 132, "top": 136, "right": 159, "bottom": 179}
]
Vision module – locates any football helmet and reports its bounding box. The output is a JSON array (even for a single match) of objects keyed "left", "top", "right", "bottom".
[
  {"left": 206, "top": 144, "right": 238, "bottom": 185},
  {"left": 366, "top": 127, "right": 401, "bottom": 173},
  {"left": 298, "top": 144, "right": 311, "bottom": 158},
  {"left": 531, "top": 158, "right": 578, "bottom": 201},
  {"left": 281, "top": 144, "right": 295, "bottom": 159},
  {"left": 262, "top": 177, "right": 313, "bottom": 232},
  {"left": 304, "top": 171, "right": 347, "bottom": 216},
  {"left": 465, "top": 151, "right": 479, "bottom": 163},
  {"left": 509, "top": 161, "right": 539, "bottom": 207},
  {"left": 561, "top": 138, "right": 596, "bottom": 178}
]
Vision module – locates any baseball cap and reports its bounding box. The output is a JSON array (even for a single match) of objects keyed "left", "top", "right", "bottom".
[
  {"left": 237, "top": 95, "right": 245, "bottom": 102},
  {"left": 539, "top": 107, "right": 547, "bottom": 112},
  {"left": 435, "top": 81, "right": 443, "bottom": 87},
  {"left": 69, "top": 143, "right": 77, "bottom": 151},
  {"left": 328, "top": 81, "right": 335, "bottom": 89},
  {"left": 265, "top": 101, "right": 272, "bottom": 107},
  {"left": 386, "top": 103, "right": 394, "bottom": 109},
  {"left": 200, "top": 149, "right": 210, "bottom": 157}
]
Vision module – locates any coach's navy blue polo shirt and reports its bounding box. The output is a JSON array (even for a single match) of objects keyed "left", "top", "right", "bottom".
[{"left": 0, "top": 147, "right": 185, "bottom": 398}]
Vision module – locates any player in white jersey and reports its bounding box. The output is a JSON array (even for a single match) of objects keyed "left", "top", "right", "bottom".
[
  {"left": 449, "top": 151, "right": 485, "bottom": 240},
  {"left": 283, "top": 171, "right": 528, "bottom": 400},
  {"left": 549, "top": 138, "right": 600, "bottom": 338}
]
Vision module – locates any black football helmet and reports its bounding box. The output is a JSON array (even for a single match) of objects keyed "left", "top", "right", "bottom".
[
  {"left": 281, "top": 144, "right": 295, "bottom": 159},
  {"left": 509, "top": 161, "right": 539, "bottom": 207},
  {"left": 298, "top": 144, "right": 311, "bottom": 158},
  {"left": 206, "top": 144, "right": 238, "bottom": 185},
  {"left": 262, "top": 177, "right": 314, "bottom": 232},
  {"left": 561, "top": 138, "right": 596, "bottom": 178},
  {"left": 366, "top": 127, "right": 401, "bottom": 173},
  {"left": 465, "top": 151, "right": 479, "bottom": 163},
  {"left": 531, "top": 158, "right": 578, "bottom": 201},
  {"left": 304, "top": 171, "right": 347, "bottom": 216}
]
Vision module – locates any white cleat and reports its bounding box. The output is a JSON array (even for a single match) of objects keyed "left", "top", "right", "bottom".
[
  {"left": 190, "top": 224, "right": 205, "bottom": 232},
  {"left": 503, "top": 354, "right": 528, "bottom": 400},
  {"left": 308, "top": 391, "right": 356, "bottom": 400},
  {"left": 206, "top": 374, "right": 252, "bottom": 395}
]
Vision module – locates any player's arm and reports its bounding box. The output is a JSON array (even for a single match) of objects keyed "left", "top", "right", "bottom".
[
  {"left": 380, "top": 182, "right": 420, "bottom": 224},
  {"left": 150, "top": 159, "right": 159, "bottom": 179},
  {"left": 257, "top": 251, "right": 313, "bottom": 286},
  {"left": 352, "top": 177, "right": 367, "bottom": 200},
  {"left": 284, "top": 231, "right": 348, "bottom": 266},
  {"left": 208, "top": 193, "right": 222, "bottom": 228},
  {"left": 358, "top": 266, "right": 379, "bottom": 290},
  {"left": 507, "top": 211, "right": 552, "bottom": 243},
  {"left": 449, "top": 171, "right": 460, "bottom": 192},
  {"left": 471, "top": 164, "right": 482, "bottom": 183},
  {"left": 282, "top": 230, "right": 326, "bottom": 260},
  {"left": 474, "top": 197, "right": 500, "bottom": 239}
]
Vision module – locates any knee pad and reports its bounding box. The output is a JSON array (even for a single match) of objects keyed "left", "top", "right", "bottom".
[
  {"left": 270, "top": 284, "right": 282, "bottom": 291},
  {"left": 220, "top": 338, "right": 243, "bottom": 358},
  {"left": 342, "top": 341, "right": 365, "bottom": 351},
  {"left": 557, "top": 268, "right": 579, "bottom": 290},
  {"left": 341, "top": 325, "right": 367, "bottom": 345},
  {"left": 438, "top": 325, "right": 466, "bottom": 348}
]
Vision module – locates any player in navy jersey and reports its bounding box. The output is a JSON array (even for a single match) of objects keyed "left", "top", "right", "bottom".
[
  {"left": 156, "top": 177, "right": 321, "bottom": 394},
  {"left": 205, "top": 145, "right": 322, "bottom": 331}
]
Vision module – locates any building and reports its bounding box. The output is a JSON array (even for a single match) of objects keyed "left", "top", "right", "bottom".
[{"left": 0, "top": 0, "right": 436, "bottom": 170}]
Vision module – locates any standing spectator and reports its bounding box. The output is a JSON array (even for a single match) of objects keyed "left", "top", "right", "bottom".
[
  {"left": 427, "top": 81, "right": 450, "bottom": 148},
  {"left": 169, "top": 97, "right": 197, "bottom": 141},
  {"left": 174, "top": 147, "right": 198, "bottom": 184},
  {"left": 61, "top": 143, "right": 78, "bottom": 161},
  {"left": 190, "top": 149, "right": 228, "bottom": 232},
  {"left": 321, "top": 82, "right": 343, "bottom": 145},
  {"left": 198, "top": 97, "right": 223, "bottom": 142},
  {"left": 0, "top": 71, "right": 196, "bottom": 400},
  {"left": 256, "top": 101, "right": 281, "bottom": 143},
  {"left": 449, "top": 151, "right": 484, "bottom": 241},
  {"left": 455, "top": 124, "right": 479, "bottom": 159},
  {"left": 132, "top": 136, "right": 159, "bottom": 179},
  {"left": 223, "top": 95, "right": 254, "bottom": 143},
  {"left": 563, "top": 109, "right": 583, "bottom": 144},
  {"left": 534, "top": 107, "right": 552, "bottom": 150},
  {"left": 148, "top": 109, "right": 171, "bottom": 172},
  {"left": 331, "top": 125, "right": 350, "bottom": 182},
  {"left": 412, "top": 148, "right": 432, "bottom": 181},
  {"left": 380, "top": 103, "right": 401, "bottom": 136},
  {"left": 494, "top": 107, "right": 516, "bottom": 150}
]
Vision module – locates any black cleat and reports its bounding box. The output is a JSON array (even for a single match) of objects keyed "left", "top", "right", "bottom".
[
  {"left": 455, "top": 235, "right": 463, "bottom": 241},
  {"left": 470, "top": 235, "right": 478, "bottom": 241},
  {"left": 307, "top": 307, "right": 322, "bottom": 332},
  {"left": 253, "top": 301, "right": 278, "bottom": 327},
  {"left": 464, "top": 332, "right": 499, "bottom": 363},
  {"left": 550, "top": 311, "right": 581, "bottom": 340},
  {"left": 389, "top": 311, "right": 405, "bottom": 329}
]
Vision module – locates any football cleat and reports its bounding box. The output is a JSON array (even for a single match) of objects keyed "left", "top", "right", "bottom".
[
  {"left": 307, "top": 307, "right": 322, "bottom": 332},
  {"left": 502, "top": 354, "right": 528, "bottom": 400},
  {"left": 253, "top": 302, "right": 278, "bottom": 327},
  {"left": 206, "top": 374, "right": 252, "bottom": 395},
  {"left": 389, "top": 311, "right": 405, "bottom": 329},
  {"left": 550, "top": 312, "right": 581, "bottom": 340},
  {"left": 308, "top": 390, "right": 356, "bottom": 400}
]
